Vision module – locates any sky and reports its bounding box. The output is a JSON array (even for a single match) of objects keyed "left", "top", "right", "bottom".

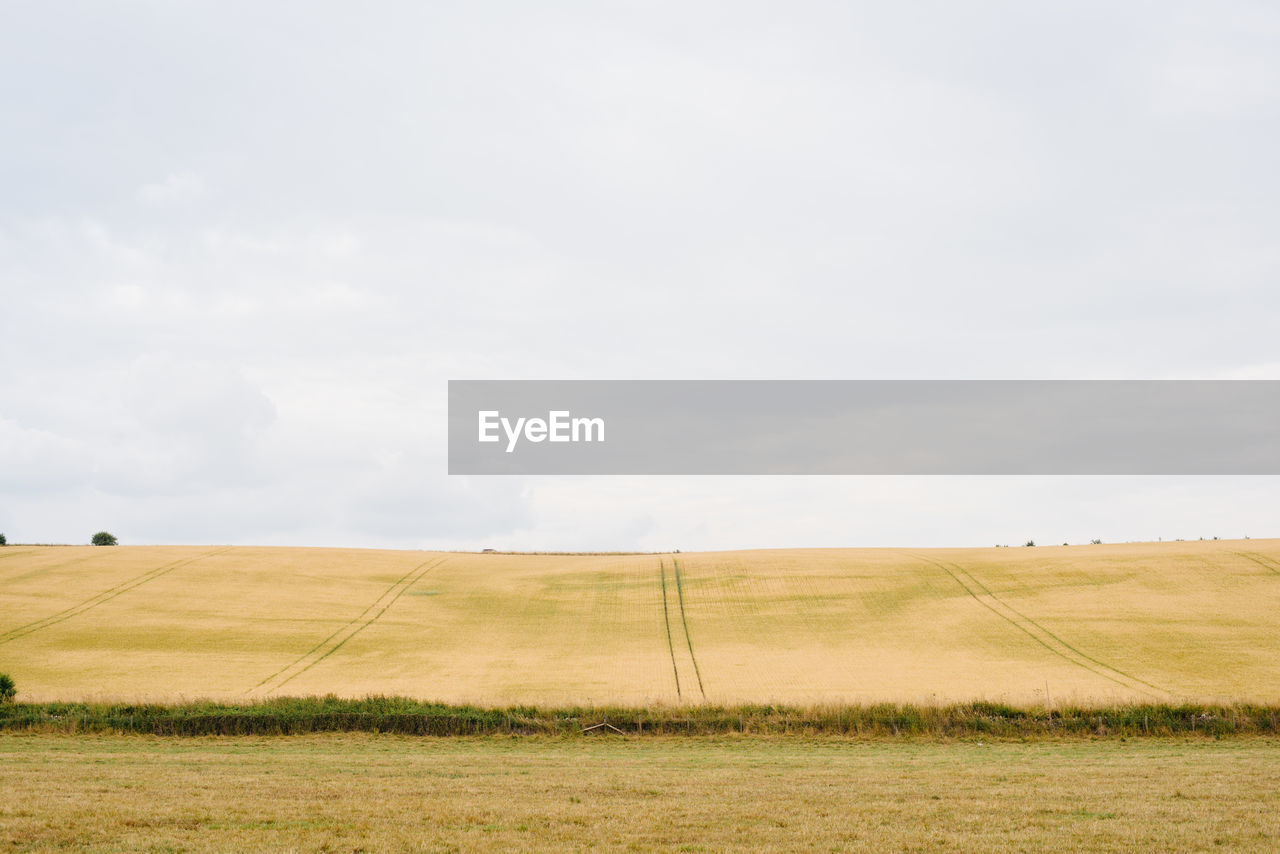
[{"left": 2, "top": 1, "right": 1278, "bottom": 550}]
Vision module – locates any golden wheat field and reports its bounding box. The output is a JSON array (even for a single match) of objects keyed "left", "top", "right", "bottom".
[{"left": 1, "top": 539, "right": 1278, "bottom": 705}]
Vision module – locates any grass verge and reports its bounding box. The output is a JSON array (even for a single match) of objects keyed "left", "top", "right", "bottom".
[{"left": 2, "top": 698, "right": 1277, "bottom": 738}]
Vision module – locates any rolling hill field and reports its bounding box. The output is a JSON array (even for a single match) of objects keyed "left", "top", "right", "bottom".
[{"left": 2, "top": 539, "right": 1277, "bottom": 705}]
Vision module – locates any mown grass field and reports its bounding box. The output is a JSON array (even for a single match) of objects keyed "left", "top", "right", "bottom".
[
  {"left": 3, "top": 733, "right": 1279, "bottom": 852},
  {"left": 2, "top": 539, "right": 1278, "bottom": 705}
]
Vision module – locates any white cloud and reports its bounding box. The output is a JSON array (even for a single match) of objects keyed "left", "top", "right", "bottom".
[{"left": 137, "top": 171, "right": 206, "bottom": 205}]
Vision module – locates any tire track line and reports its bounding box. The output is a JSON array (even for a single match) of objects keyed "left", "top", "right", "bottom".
[
  {"left": 1234, "top": 551, "right": 1280, "bottom": 577},
  {"left": 248, "top": 556, "right": 446, "bottom": 696},
  {"left": 941, "top": 557, "right": 1168, "bottom": 695},
  {"left": 659, "top": 560, "right": 683, "bottom": 701},
  {"left": 0, "top": 547, "right": 232, "bottom": 646},
  {"left": 672, "top": 559, "right": 707, "bottom": 701},
  {"left": 1, "top": 552, "right": 117, "bottom": 576},
  {"left": 908, "top": 553, "right": 1167, "bottom": 698}
]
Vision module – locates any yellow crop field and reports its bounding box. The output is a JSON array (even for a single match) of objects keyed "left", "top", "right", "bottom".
[{"left": 1, "top": 539, "right": 1278, "bottom": 705}]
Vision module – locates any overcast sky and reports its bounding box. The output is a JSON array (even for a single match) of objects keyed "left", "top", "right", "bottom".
[{"left": 2, "top": 1, "right": 1278, "bottom": 550}]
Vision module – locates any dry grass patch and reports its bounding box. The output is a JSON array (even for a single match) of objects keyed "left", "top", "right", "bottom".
[{"left": 2, "top": 733, "right": 1279, "bottom": 852}]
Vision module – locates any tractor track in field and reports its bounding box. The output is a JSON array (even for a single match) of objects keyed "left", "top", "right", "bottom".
[
  {"left": 1234, "top": 551, "right": 1280, "bottom": 577},
  {"left": 659, "top": 561, "right": 682, "bottom": 700},
  {"left": 658, "top": 559, "right": 706, "bottom": 702},
  {"left": 672, "top": 560, "right": 706, "bottom": 700},
  {"left": 0, "top": 552, "right": 122, "bottom": 577},
  {"left": 247, "top": 556, "right": 447, "bottom": 696},
  {"left": 908, "top": 553, "right": 1169, "bottom": 699},
  {"left": 0, "top": 547, "right": 231, "bottom": 647}
]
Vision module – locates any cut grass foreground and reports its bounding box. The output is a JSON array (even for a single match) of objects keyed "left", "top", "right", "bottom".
[
  {"left": 3, "top": 697, "right": 1279, "bottom": 738},
  {"left": 2, "top": 733, "right": 1278, "bottom": 852}
]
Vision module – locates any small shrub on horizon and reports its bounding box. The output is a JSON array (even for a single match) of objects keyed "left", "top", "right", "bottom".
[
  {"left": 91, "top": 531, "right": 118, "bottom": 546},
  {"left": 0, "top": 532, "right": 6, "bottom": 546}
]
